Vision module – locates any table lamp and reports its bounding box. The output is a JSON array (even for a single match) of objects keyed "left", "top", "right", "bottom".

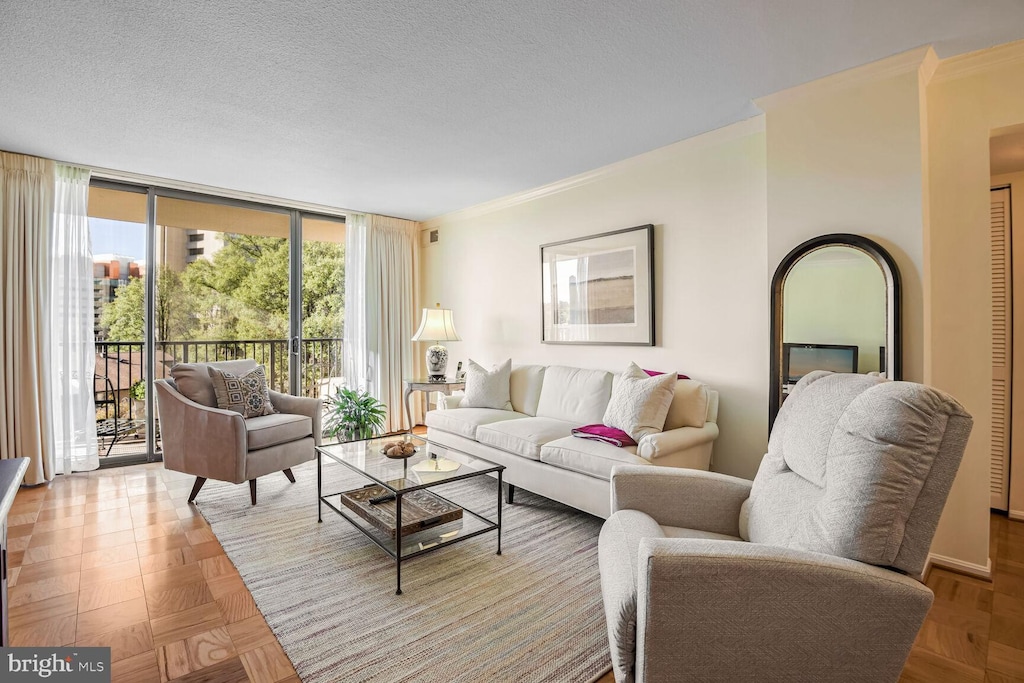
[{"left": 412, "top": 304, "right": 461, "bottom": 382}]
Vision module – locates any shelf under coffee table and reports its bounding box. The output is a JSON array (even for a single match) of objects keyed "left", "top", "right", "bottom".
[{"left": 315, "top": 435, "right": 505, "bottom": 594}]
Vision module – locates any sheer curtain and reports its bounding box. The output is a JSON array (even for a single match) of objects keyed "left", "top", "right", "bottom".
[
  {"left": 51, "top": 164, "right": 99, "bottom": 474},
  {"left": 343, "top": 213, "right": 370, "bottom": 392},
  {"left": 369, "top": 215, "right": 420, "bottom": 432},
  {"left": 0, "top": 152, "right": 56, "bottom": 484},
  {"left": 343, "top": 213, "right": 421, "bottom": 432}
]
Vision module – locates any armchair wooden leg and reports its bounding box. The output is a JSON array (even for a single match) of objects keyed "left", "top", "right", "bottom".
[
  {"left": 283, "top": 468, "right": 296, "bottom": 483},
  {"left": 188, "top": 477, "right": 207, "bottom": 504},
  {"left": 249, "top": 479, "right": 257, "bottom": 506},
  {"left": 504, "top": 483, "right": 515, "bottom": 505}
]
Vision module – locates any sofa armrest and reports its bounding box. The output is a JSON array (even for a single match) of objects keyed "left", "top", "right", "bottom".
[
  {"left": 154, "top": 380, "right": 247, "bottom": 483},
  {"left": 637, "top": 422, "right": 718, "bottom": 461},
  {"left": 269, "top": 390, "right": 323, "bottom": 446},
  {"left": 634, "top": 539, "right": 932, "bottom": 683},
  {"left": 610, "top": 465, "right": 751, "bottom": 536},
  {"left": 438, "top": 392, "right": 464, "bottom": 409}
]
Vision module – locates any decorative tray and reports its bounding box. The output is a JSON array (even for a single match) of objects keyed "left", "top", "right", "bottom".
[
  {"left": 379, "top": 440, "right": 420, "bottom": 459},
  {"left": 339, "top": 484, "right": 463, "bottom": 539}
]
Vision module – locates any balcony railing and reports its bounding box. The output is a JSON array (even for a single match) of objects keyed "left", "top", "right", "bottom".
[{"left": 95, "top": 337, "right": 343, "bottom": 456}]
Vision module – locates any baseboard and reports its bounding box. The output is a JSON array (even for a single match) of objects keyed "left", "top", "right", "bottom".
[
  {"left": 925, "top": 553, "right": 992, "bottom": 581},
  {"left": 1008, "top": 509, "right": 1024, "bottom": 522}
]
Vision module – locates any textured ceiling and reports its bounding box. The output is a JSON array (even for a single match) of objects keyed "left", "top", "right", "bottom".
[{"left": 2, "top": 1, "right": 1024, "bottom": 221}]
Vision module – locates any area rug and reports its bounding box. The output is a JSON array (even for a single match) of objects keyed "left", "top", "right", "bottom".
[{"left": 196, "top": 459, "right": 612, "bottom": 683}]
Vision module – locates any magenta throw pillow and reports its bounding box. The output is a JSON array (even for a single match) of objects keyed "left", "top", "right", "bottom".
[
  {"left": 644, "top": 369, "right": 690, "bottom": 380},
  {"left": 571, "top": 424, "right": 638, "bottom": 448}
]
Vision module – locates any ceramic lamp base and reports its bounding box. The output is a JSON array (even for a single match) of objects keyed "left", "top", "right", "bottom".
[{"left": 426, "top": 344, "right": 448, "bottom": 381}]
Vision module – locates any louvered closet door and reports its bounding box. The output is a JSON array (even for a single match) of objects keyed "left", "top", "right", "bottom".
[{"left": 992, "top": 187, "right": 1012, "bottom": 511}]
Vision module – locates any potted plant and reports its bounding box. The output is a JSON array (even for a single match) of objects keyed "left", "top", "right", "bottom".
[
  {"left": 323, "top": 387, "right": 387, "bottom": 442},
  {"left": 129, "top": 380, "right": 146, "bottom": 420}
]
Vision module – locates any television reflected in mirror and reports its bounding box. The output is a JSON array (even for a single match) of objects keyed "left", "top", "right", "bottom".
[{"left": 783, "top": 343, "right": 859, "bottom": 385}]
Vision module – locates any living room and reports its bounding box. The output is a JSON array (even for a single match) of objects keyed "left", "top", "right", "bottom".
[{"left": 3, "top": 2, "right": 1024, "bottom": 682}]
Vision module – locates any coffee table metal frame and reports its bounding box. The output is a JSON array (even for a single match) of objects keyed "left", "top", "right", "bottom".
[{"left": 315, "top": 435, "right": 504, "bottom": 595}]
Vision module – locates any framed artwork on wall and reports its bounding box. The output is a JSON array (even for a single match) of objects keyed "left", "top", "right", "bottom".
[{"left": 540, "top": 224, "right": 654, "bottom": 345}]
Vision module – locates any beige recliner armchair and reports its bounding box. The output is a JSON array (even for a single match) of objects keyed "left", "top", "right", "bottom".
[
  {"left": 154, "top": 359, "right": 322, "bottom": 505},
  {"left": 599, "top": 371, "right": 973, "bottom": 683}
]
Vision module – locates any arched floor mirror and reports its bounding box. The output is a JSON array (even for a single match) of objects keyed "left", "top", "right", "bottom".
[{"left": 770, "top": 234, "right": 902, "bottom": 429}]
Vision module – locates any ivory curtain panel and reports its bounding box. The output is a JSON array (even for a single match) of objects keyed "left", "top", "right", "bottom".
[
  {"left": 51, "top": 164, "right": 99, "bottom": 474},
  {"left": 343, "top": 213, "right": 422, "bottom": 432},
  {"left": 0, "top": 152, "right": 56, "bottom": 484}
]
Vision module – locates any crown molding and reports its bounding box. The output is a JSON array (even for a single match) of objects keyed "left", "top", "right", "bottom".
[
  {"left": 755, "top": 46, "right": 933, "bottom": 111},
  {"left": 85, "top": 164, "right": 352, "bottom": 219},
  {"left": 931, "top": 39, "right": 1024, "bottom": 85},
  {"left": 422, "top": 115, "right": 765, "bottom": 228}
]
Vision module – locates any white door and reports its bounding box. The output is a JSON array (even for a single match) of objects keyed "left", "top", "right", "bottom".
[{"left": 992, "top": 187, "right": 1012, "bottom": 511}]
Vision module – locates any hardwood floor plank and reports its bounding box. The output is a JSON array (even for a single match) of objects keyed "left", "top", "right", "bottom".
[
  {"left": 147, "top": 583, "right": 216, "bottom": 620},
  {"left": 168, "top": 656, "right": 250, "bottom": 683},
  {"left": 143, "top": 563, "right": 206, "bottom": 595},
  {"left": 15, "top": 554, "right": 83, "bottom": 584},
  {"left": 987, "top": 641, "right": 1024, "bottom": 678},
  {"left": 217, "top": 591, "right": 260, "bottom": 624},
  {"left": 81, "top": 528, "right": 137, "bottom": 553},
  {"left": 77, "top": 621, "right": 154, "bottom": 663},
  {"left": 76, "top": 596, "right": 150, "bottom": 641},
  {"left": 111, "top": 650, "right": 161, "bottom": 683},
  {"left": 239, "top": 642, "right": 295, "bottom": 683},
  {"left": 78, "top": 575, "right": 146, "bottom": 613},
  {"left": 226, "top": 616, "right": 275, "bottom": 654},
  {"left": 80, "top": 557, "right": 141, "bottom": 588},
  {"left": 184, "top": 626, "right": 236, "bottom": 671},
  {"left": 81, "top": 541, "right": 139, "bottom": 570},
  {"left": 8, "top": 572, "right": 80, "bottom": 608},
  {"left": 150, "top": 602, "right": 225, "bottom": 647},
  {"left": 157, "top": 639, "right": 192, "bottom": 682}
]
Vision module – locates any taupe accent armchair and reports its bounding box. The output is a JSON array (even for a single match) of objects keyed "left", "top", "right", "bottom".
[
  {"left": 599, "top": 371, "right": 973, "bottom": 683},
  {"left": 154, "top": 359, "right": 322, "bottom": 505}
]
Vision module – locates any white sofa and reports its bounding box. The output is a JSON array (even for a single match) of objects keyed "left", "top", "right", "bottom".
[{"left": 425, "top": 364, "right": 719, "bottom": 518}]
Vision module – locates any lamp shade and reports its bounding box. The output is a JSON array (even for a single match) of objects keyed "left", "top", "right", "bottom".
[{"left": 412, "top": 308, "right": 461, "bottom": 342}]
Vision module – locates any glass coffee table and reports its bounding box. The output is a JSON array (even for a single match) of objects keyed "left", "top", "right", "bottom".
[{"left": 316, "top": 434, "right": 505, "bottom": 594}]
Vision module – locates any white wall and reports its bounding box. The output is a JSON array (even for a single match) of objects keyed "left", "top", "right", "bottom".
[
  {"left": 422, "top": 119, "right": 769, "bottom": 478},
  {"left": 924, "top": 42, "right": 1024, "bottom": 572},
  {"left": 759, "top": 62, "right": 927, "bottom": 384}
]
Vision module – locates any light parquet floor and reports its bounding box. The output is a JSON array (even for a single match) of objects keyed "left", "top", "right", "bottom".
[
  {"left": 7, "top": 463, "right": 298, "bottom": 683},
  {"left": 10, "top": 462, "right": 1024, "bottom": 683}
]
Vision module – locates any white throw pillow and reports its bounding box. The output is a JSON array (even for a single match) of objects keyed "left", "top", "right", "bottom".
[
  {"left": 603, "top": 362, "right": 677, "bottom": 440},
  {"left": 462, "top": 359, "right": 514, "bottom": 411}
]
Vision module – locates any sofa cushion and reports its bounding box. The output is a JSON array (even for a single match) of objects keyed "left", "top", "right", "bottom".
[
  {"left": 510, "top": 364, "right": 546, "bottom": 416},
  {"left": 246, "top": 413, "right": 312, "bottom": 451},
  {"left": 476, "top": 417, "right": 575, "bottom": 461},
  {"left": 540, "top": 436, "right": 646, "bottom": 481},
  {"left": 463, "top": 358, "right": 513, "bottom": 410},
  {"left": 535, "top": 366, "right": 613, "bottom": 425},
  {"left": 425, "top": 408, "right": 528, "bottom": 440},
  {"left": 603, "top": 363, "right": 677, "bottom": 440},
  {"left": 664, "top": 379, "right": 711, "bottom": 430},
  {"left": 170, "top": 359, "right": 257, "bottom": 407},
  {"left": 599, "top": 509, "right": 666, "bottom": 683}
]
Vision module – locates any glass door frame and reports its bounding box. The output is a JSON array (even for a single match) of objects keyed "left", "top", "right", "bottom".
[{"left": 90, "top": 178, "right": 346, "bottom": 464}]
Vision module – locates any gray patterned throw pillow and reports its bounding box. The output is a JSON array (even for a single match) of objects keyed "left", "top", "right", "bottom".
[{"left": 208, "top": 365, "right": 277, "bottom": 418}]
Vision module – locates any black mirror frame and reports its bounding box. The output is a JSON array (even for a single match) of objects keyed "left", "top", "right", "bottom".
[{"left": 769, "top": 233, "right": 902, "bottom": 430}]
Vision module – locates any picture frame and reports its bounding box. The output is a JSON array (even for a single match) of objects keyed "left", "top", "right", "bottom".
[{"left": 541, "top": 224, "right": 654, "bottom": 345}]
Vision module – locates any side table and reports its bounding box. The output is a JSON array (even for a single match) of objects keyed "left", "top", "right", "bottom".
[{"left": 404, "top": 378, "right": 466, "bottom": 429}]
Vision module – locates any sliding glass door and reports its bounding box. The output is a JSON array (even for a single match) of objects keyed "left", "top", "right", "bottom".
[{"left": 87, "top": 181, "right": 345, "bottom": 464}]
